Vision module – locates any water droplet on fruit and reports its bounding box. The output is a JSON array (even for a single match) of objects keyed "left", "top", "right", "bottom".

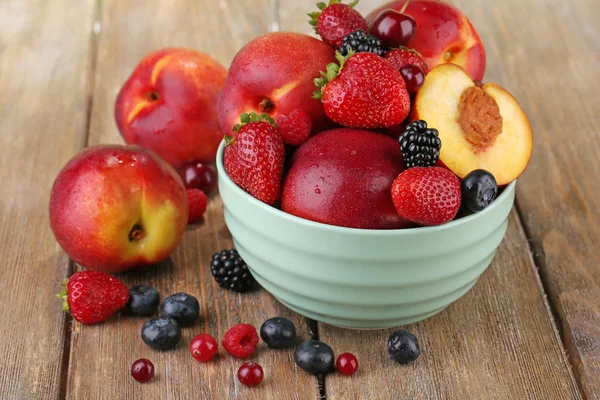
[{"left": 315, "top": 188, "right": 321, "bottom": 194}]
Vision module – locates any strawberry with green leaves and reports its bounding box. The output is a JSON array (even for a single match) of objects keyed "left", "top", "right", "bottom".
[
  {"left": 308, "top": 0, "right": 368, "bottom": 48},
  {"left": 58, "top": 271, "right": 130, "bottom": 325},
  {"left": 313, "top": 51, "right": 410, "bottom": 129},
  {"left": 224, "top": 113, "right": 285, "bottom": 206}
]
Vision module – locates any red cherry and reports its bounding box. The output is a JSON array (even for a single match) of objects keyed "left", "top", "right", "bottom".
[
  {"left": 131, "top": 358, "right": 155, "bottom": 383},
  {"left": 190, "top": 333, "right": 218, "bottom": 362},
  {"left": 179, "top": 161, "right": 217, "bottom": 195},
  {"left": 370, "top": 9, "right": 417, "bottom": 48},
  {"left": 336, "top": 353, "right": 359, "bottom": 376},
  {"left": 237, "top": 362, "right": 264, "bottom": 387},
  {"left": 399, "top": 64, "right": 425, "bottom": 93}
]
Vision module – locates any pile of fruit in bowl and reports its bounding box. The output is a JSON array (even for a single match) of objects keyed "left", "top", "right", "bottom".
[
  {"left": 47, "top": 0, "right": 534, "bottom": 383},
  {"left": 215, "top": 0, "right": 533, "bottom": 328}
]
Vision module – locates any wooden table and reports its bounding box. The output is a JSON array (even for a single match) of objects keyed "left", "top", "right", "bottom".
[{"left": 1, "top": 0, "right": 598, "bottom": 398}]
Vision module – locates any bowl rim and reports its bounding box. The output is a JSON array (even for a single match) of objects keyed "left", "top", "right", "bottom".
[{"left": 216, "top": 141, "right": 516, "bottom": 237}]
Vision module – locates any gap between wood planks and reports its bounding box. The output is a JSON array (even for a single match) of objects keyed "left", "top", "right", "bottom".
[
  {"left": 514, "top": 198, "right": 587, "bottom": 398},
  {"left": 58, "top": 0, "right": 102, "bottom": 398}
]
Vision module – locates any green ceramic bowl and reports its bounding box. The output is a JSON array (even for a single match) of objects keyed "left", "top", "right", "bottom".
[{"left": 216, "top": 142, "right": 515, "bottom": 329}]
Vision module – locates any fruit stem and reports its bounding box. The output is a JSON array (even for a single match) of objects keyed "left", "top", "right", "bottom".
[
  {"left": 400, "top": 0, "right": 411, "bottom": 14},
  {"left": 258, "top": 98, "right": 274, "bottom": 113},
  {"left": 146, "top": 91, "right": 160, "bottom": 101},
  {"left": 129, "top": 224, "right": 145, "bottom": 241}
]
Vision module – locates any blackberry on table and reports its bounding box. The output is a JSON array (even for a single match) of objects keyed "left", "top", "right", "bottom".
[
  {"left": 339, "top": 30, "right": 386, "bottom": 57},
  {"left": 210, "top": 249, "right": 256, "bottom": 293},
  {"left": 399, "top": 120, "right": 442, "bottom": 168}
]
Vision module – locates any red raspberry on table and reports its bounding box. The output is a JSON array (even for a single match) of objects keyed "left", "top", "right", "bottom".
[
  {"left": 275, "top": 109, "right": 312, "bottom": 146},
  {"left": 384, "top": 47, "right": 429, "bottom": 74},
  {"left": 58, "top": 271, "right": 129, "bottom": 325},
  {"left": 391, "top": 167, "right": 461, "bottom": 226},
  {"left": 222, "top": 323, "right": 260, "bottom": 358},
  {"left": 309, "top": 0, "right": 369, "bottom": 48},
  {"left": 187, "top": 189, "right": 208, "bottom": 224}
]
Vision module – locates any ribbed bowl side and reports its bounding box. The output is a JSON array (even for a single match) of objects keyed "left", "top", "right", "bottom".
[{"left": 217, "top": 143, "right": 516, "bottom": 329}]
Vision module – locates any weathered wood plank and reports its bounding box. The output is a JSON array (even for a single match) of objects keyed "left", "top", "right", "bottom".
[
  {"left": 65, "top": 1, "right": 320, "bottom": 399},
  {"left": 279, "top": 0, "right": 586, "bottom": 398},
  {"left": 0, "top": 0, "right": 95, "bottom": 399},
  {"left": 464, "top": 0, "right": 600, "bottom": 396}
]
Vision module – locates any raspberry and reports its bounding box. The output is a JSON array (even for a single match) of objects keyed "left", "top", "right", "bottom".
[
  {"left": 275, "top": 109, "right": 312, "bottom": 146},
  {"left": 187, "top": 189, "right": 208, "bottom": 223},
  {"left": 222, "top": 323, "right": 259, "bottom": 358},
  {"left": 391, "top": 167, "right": 461, "bottom": 226}
]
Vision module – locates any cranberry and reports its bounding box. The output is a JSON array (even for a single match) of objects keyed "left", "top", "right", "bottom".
[
  {"left": 237, "top": 362, "right": 264, "bottom": 387},
  {"left": 179, "top": 161, "right": 217, "bottom": 195},
  {"left": 131, "top": 358, "right": 154, "bottom": 383},
  {"left": 399, "top": 64, "right": 425, "bottom": 93},
  {"left": 190, "top": 333, "right": 219, "bottom": 362},
  {"left": 370, "top": 9, "right": 417, "bottom": 48},
  {"left": 336, "top": 353, "right": 359, "bottom": 376}
]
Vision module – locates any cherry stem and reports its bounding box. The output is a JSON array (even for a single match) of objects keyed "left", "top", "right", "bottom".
[
  {"left": 400, "top": 0, "right": 411, "bottom": 14},
  {"left": 129, "top": 224, "right": 145, "bottom": 241}
]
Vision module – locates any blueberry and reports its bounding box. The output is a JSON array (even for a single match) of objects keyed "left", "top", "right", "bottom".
[
  {"left": 260, "top": 317, "right": 296, "bottom": 348},
  {"left": 294, "top": 340, "right": 334, "bottom": 374},
  {"left": 388, "top": 330, "right": 420, "bottom": 364},
  {"left": 141, "top": 317, "right": 181, "bottom": 350},
  {"left": 461, "top": 169, "right": 498, "bottom": 212},
  {"left": 159, "top": 292, "right": 199, "bottom": 325},
  {"left": 127, "top": 285, "right": 160, "bottom": 316}
]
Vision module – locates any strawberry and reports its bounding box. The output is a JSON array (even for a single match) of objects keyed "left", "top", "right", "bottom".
[
  {"left": 308, "top": 0, "right": 368, "bottom": 48},
  {"left": 275, "top": 109, "right": 312, "bottom": 146},
  {"left": 313, "top": 51, "right": 410, "bottom": 129},
  {"left": 391, "top": 167, "right": 461, "bottom": 226},
  {"left": 187, "top": 189, "right": 208, "bottom": 223},
  {"left": 58, "top": 271, "right": 129, "bottom": 325},
  {"left": 384, "top": 47, "right": 429, "bottom": 74},
  {"left": 224, "top": 113, "right": 285, "bottom": 206}
]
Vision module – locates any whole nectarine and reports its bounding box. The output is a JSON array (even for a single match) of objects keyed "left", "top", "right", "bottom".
[
  {"left": 49, "top": 145, "right": 188, "bottom": 273},
  {"left": 217, "top": 32, "right": 335, "bottom": 143},
  {"left": 281, "top": 129, "right": 410, "bottom": 229},
  {"left": 115, "top": 48, "right": 227, "bottom": 167},
  {"left": 367, "top": 0, "right": 486, "bottom": 81}
]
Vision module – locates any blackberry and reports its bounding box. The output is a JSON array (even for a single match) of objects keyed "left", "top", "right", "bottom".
[
  {"left": 339, "top": 30, "right": 386, "bottom": 57},
  {"left": 210, "top": 249, "right": 255, "bottom": 293},
  {"left": 399, "top": 120, "right": 442, "bottom": 168}
]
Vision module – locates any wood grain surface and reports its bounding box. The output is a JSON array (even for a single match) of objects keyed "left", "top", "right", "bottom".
[
  {"left": 0, "top": 0, "right": 597, "bottom": 398},
  {"left": 0, "top": 0, "right": 95, "bottom": 398},
  {"left": 470, "top": 0, "right": 600, "bottom": 396},
  {"left": 64, "top": 0, "right": 320, "bottom": 399}
]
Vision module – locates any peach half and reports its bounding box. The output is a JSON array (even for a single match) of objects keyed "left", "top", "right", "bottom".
[{"left": 411, "top": 64, "right": 532, "bottom": 185}]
